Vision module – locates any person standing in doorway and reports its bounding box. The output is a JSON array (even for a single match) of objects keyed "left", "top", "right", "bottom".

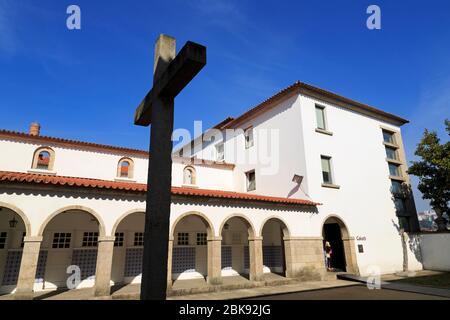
[{"left": 325, "top": 241, "right": 333, "bottom": 271}]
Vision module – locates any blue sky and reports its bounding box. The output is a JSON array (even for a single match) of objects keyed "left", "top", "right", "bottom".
[{"left": 0, "top": 0, "right": 449, "bottom": 211}]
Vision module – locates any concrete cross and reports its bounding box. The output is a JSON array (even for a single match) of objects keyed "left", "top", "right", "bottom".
[{"left": 134, "top": 34, "right": 206, "bottom": 300}]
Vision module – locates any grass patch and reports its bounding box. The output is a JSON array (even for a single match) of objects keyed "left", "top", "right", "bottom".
[{"left": 392, "top": 272, "right": 450, "bottom": 289}]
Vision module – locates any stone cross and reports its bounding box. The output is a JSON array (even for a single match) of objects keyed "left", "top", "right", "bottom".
[{"left": 134, "top": 34, "right": 206, "bottom": 300}]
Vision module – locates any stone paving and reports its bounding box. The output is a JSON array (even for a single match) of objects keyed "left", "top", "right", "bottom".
[
  {"left": 245, "top": 284, "right": 449, "bottom": 300},
  {"left": 1, "top": 270, "right": 449, "bottom": 300}
]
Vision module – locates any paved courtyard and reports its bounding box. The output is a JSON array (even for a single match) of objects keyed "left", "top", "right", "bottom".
[
  {"left": 245, "top": 284, "right": 448, "bottom": 300},
  {"left": 1, "top": 271, "right": 449, "bottom": 300}
]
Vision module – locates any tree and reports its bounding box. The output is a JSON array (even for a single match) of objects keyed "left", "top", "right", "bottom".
[{"left": 408, "top": 119, "right": 450, "bottom": 231}]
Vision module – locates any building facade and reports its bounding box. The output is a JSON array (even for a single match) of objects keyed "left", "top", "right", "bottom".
[{"left": 0, "top": 81, "right": 423, "bottom": 298}]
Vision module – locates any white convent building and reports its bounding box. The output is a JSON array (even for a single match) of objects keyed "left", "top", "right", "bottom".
[{"left": 0, "top": 81, "right": 423, "bottom": 298}]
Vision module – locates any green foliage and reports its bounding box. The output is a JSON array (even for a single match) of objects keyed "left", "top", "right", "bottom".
[{"left": 408, "top": 119, "right": 450, "bottom": 215}]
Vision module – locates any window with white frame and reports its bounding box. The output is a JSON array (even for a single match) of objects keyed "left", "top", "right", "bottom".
[
  {"left": 114, "top": 232, "right": 124, "bottom": 247},
  {"left": 134, "top": 232, "right": 144, "bottom": 246},
  {"left": 52, "top": 232, "right": 71, "bottom": 249},
  {"left": 0, "top": 232, "right": 7, "bottom": 249},
  {"left": 244, "top": 127, "right": 254, "bottom": 149},
  {"left": 315, "top": 105, "right": 327, "bottom": 130},
  {"left": 196, "top": 232, "right": 207, "bottom": 246},
  {"left": 215, "top": 142, "right": 224, "bottom": 161},
  {"left": 177, "top": 232, "right": 189, "bottom": 246},
  {"left": 246, "top": 170, "right": 256, "bottom": 191},
  {"left": 321, "top": 156, "right": 333, "bottom": 184},
  {"left": 82, "top": 232, "right": 98, "bottom": 247}
]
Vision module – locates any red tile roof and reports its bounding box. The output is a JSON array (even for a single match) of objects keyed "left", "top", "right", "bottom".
[
  {"left": 0, "top": 171, "right": 319, "bottom": 206},
  {"left": 0, "top": 129, "right": 149, "bottom": 157},
  {"left": 222, "top": 81, "right": 409, "bottom": 128}
]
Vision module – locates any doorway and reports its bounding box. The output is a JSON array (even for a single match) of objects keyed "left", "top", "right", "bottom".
[{"left": 323, "top": 223, "right": 346, "bottom": 272}]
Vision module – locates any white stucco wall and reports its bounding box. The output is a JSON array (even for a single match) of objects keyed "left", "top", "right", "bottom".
[
  {"left": 187, "top": 91, "right": 423, "bottom": 275},
  {"left": 0, "top": 87, "right": 426, "bottom": 292},
  {"left": 419, "top": 233, "right": 450, "bottom": 271},
  {"left": 0, "top": 138, "right": 235, "bottom": 191}
]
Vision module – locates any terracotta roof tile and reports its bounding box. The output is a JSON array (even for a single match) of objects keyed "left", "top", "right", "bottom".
[
  {"left": 223, "top": 81, "right": 409, "bottom": 128},
  {"left": 0, "top": 129, "right": 149, "bottom": 157},
  {"left": 0, "top": 171, "right": 319, "bottom": 206}
]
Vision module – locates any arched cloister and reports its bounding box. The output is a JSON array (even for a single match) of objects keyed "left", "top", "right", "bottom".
[
  {"left": 260, "top": 217, "right": 290, "bottom": 277},
  {"left": 219, "top": 214, "right": 258, "bottom": 280},
  {"left": 0, "top": 205, "right": 30, "bottom": 294},
  {"left": 37, "top": 207, "right": 105, "bottom": 291},
  {"left": 108, "top": 211, "right": 146, "bottom": 286},
  {"left": 170, "top": 212, "right": 215, "bottom": 284},
  {"left": 38, "top": 205, "right": 106, "bottom": 237}
]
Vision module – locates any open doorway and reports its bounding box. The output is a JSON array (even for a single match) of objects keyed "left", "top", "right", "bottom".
[{"left": 323, "top": 223, "right": 346, "bottom": 272}]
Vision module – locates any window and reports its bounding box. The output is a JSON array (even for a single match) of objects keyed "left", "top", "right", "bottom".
[
  {"left": 117, "top": 158, "right": 134, "bottom": 179},
  {"left": 82, "top": 232, "right": 98, "bottom": 247},
  {"left": 114, "top": 232, "right": 124, "bottom": 247},
  {"left": 244, "top": 127, "right": 254, "bottom": 149},
  {"left": 134, "top": 232, "right": 144, "bottom": 246},
  {"left": 385, "top": 147, "right": 398, "bottom": 160},
  {"left": 215, "top": 143, "right": 224, "bottom": 161},
  {"left": 315, "top": 105, "right": 326, "bottom": 130},
  {"left": 196, "top": 233, "right": 207, "bottom": 246},
  {"left": 37, "top": 151, "right": 50, "bottom": 169},
  {"left": 52, "top": 232, "right": 71, "bottom": 249},
  {"left": 32, "top": 147, "right": 55, "bottom": 171},
  {"left": 183, "top": 166, "right": 196, "bottom": 185},
  {"left": 177, "top": 232, "right": 189, "bottom": 246},
  {"left": 391, "top": 180, "right": 403, "bottom": 195},
  {"left": 246, "top": 170, "right": 256, "bottom": 191},
  {"left": 388, "top": 163, "right": 401, "bottom": 177},
  {"left": 232, "top": 233, "right": 241, "bottom": 245},
  {"left": 394, "top": 198, "right": 406, "bottom": 215},
  {"left": 120, "top": 161, "right": 130, "bottom": 177},
  {"left": 0, "top": 232, "right": 7, "bottom": 249},
  {"left": 321, "top": 156, "right": 333, "bottom": 184},
  {"left": 382, "top": 130, "right": 395, "bottom": 144}
]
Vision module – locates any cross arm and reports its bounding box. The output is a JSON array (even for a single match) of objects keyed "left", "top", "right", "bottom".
[
  {"left": 134, "top": 41, "right": 207, "bottom": 126},
  {"left": 134, "top": 88, "right": 155, "bottom": 126},
  {"left": 157, "top": 41, "right": 206, "bottom": 98}
]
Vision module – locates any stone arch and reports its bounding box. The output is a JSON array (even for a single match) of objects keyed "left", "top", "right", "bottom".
[
  {"left": 111, "top": 208, "right": 145, "bottom": 236},
  {"left": 170, "top": 211, "right": 215, "bottom": 239},
  {"left": 259, "top": 216, "right": 291, "bottom": 238},
  {"left": 321, "top": 214, "right": 350, "bottom": 238},
  {"left": 0, "top": 201, "right": 32, "bottom": 235},
  {"left": 321, "top": 214, "right": 357, "bottom": 273},
  {"left": 37, "top": 205, "right": 106, "bottom": 237},
  {"left": 219, "top": 214, "right": 256, "bottom": 238}
]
